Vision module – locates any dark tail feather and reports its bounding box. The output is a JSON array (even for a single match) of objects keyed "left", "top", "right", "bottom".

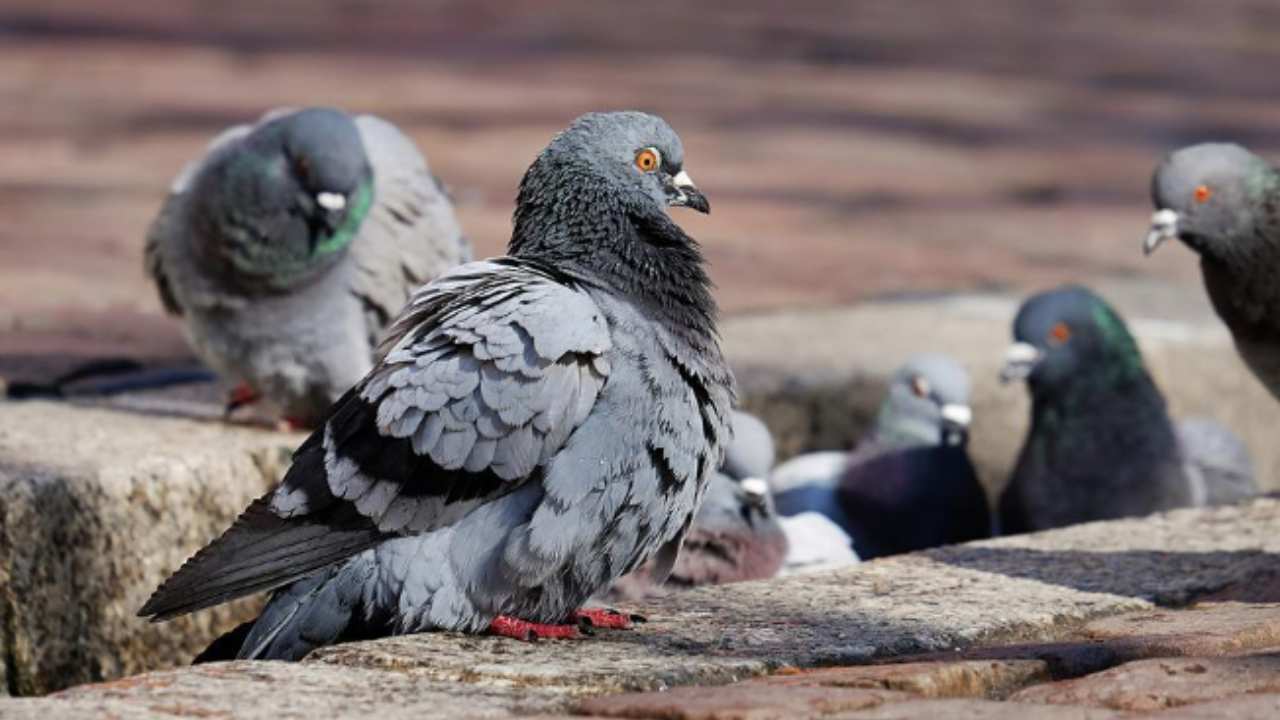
[
  {"left": 193, "top": 620, "right": 256, "bottom": 664},
  {"left": 139, "top": 494, "right": 383, "bottom": 621},
  {"left": 238, "top": 564, "right": 369, "bottom": 661}
]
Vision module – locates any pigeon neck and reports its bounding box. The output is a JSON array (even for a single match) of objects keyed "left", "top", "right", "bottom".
[{"left": 510, "top": 185, "right": 719, "bottom": 344}]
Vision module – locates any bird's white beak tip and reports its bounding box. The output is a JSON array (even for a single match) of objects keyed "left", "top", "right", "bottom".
[{"left": 317, "top": 192, "right": 347, "bottom": 211}]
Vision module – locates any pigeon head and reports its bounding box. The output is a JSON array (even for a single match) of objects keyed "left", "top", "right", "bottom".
[
  {"left": 510, "top": 112, "right": 709, "bottom": 252},
  {"left": 195, "top": 107, "right": 374, "bottom": 290},
  {"left": 1000, "top": 285, "right": 1146, "bottom": 397},
  {"left": 698, "top": 471, "right": 778, "bottom": 533},
  {"left": 510, "top": 111, "right": 716, "bottom": 334},
  {"left": 1145, "top": 143, "right": 1276, "bottom": 261},
  {"left": 875, "top": 353, "right": 973, "bottom": 449},
  {"left": 721, "top": 410, "right": 775, "bottom": 482}
]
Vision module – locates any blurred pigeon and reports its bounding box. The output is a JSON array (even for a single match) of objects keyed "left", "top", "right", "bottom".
[
  {"left": 607, "top": 410, "right": 787, "bottom": 599},
  {"left": 771, "top": 354, "right": 990, "bottom": 559},
  {"left": 778, "top": 512, "right": 859, "bottom": 574},
  {"left": 145, "top": 107, "right": 471, "bottom": 426},
  {"left": 1177, "top": 417, "right": 1257, "bottom": 506},
  {"left": 141, "top": 111, "right": 734, "bottom": 660},
  {"left": 1145, "top": 143, "right": 1280, "bottom": 401},
  {"left": 998, "top": 285, "right": 1255, "bottom": 534}
]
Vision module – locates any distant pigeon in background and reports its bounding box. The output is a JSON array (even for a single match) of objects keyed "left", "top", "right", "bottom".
[
  {"left": 998, "top": 285, "right": 1256, "bottom": 534},
  {"left": 145, "top": 107, "right": 471, "bottom": 427},
  {"left": 141, "top": 111, "right": 734, "bottom": 660},
  {"left": 608, "top": 410, "right": 788, "bottom": 600},
  {"left": 1145, "top": 143, "right": 1280, "bottom": 401},
  {"left": 770, "top": 353, "right": 991, "bottom": 559}
]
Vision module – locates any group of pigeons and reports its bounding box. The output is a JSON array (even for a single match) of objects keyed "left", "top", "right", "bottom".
[{"left": 125, "top": 107, "right": 1276, "bottom": 662}]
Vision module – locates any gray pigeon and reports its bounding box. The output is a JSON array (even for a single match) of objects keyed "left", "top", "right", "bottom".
[
  {"left": 141, "top": 111, "right": 734, "bottom": 660},
  {"left": 1145, "top": 143, "right": 1280, "bottom": 401},
  {"left": 998, "top": 285, "right": 1255, "bottom": 534},
  {"left": 607, "top": 410, "right": 787, "bottom": 600},
  {"left": 145, "top": 107, "right": 471, "bottom": 426},
  {"left": 1177, "top": 417, "right": 1257, "bottom": 506},
  {"left": 771, "top": 353, "right": 990, "bottom": 559}
]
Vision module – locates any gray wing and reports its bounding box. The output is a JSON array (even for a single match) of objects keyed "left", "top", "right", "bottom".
[
  {"left": 140, "top": 259, "right": 610, "bottom": 620},
  {"left": 142, "top": 114, "right": 266, "bottom": 316},
  {"left": 349, "top": 115, "right": 472, "bottom": 338},
  {"left": 1178, "top": 417, "right": 1257, "bottom": 506}
]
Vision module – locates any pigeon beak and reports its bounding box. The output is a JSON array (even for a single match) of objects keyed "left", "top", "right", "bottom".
[
  {"left": 316, "top": 192, "right": 347, "bottom": 212},
  {"left": 999, "top": 342, "right": 1042, "bottom": 384},
  {"left": 667, "top": 170, "right": 710, "bottom": 214},
  {"left": 738, "top": 476, "right": 771, "bottom": 522},
  {"left": 939, "top": 403, "right": 972, "bottom": 428},
  {"left": 939, "top": 403, "right": 972, "bottom": 446},
  {"left": 1143, "top": 209, "right": 1179, "bottom": 256}
]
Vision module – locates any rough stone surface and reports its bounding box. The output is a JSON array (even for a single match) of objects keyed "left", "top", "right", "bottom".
[
  {"left": 1152, "top": 694, "right": 1280, "bottom": 719},
  {"left": 763, "top": 660, "right": 1049, "bottom": 699},
  {"left": 575, "top": 683, "right": 905, "bottom": 719},
  {"left": 829, "top": 698, "right": 1126, "bottom": 719},
  {"left": 0, "top": 401, "right": 299, "bottom": 694},
  {"left": 1081, "top": 603, "right": 1280, "bottom": 658},
  {"left": 36, "top": 661, "right": 568, "bottom": 719},
  {"left": 1, "top": 499, "right": 1276, "bottom": 715},
  {"left": 1009, "top": 653, "right": 1280, "bottom": 712}
]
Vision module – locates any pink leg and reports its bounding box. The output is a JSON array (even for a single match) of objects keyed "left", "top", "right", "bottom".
[
  {"left": 488, "top": 615, "right": 581, "bottom": 641},
  {"left": 225, "top": 383, "right": 261, "bottom": 414},
  {"left": 573, "top": 607, "right": 644, "bottom": 630}
]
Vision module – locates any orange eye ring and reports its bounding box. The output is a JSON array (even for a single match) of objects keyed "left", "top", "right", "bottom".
[
  {"left": 634, "top": 148, "right": 660, "bottom": 173},
  {"left": 1194, "top": 184, "right": 1213, "bottom": 203},
  {"left": 1049, "top": 322, "right": 1071, "bottom": 345},
  {"left": 910, "top": 375, "right": 930, "bottom": 398}
]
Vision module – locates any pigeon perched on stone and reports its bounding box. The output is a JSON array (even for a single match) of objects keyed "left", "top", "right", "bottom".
[
  {"left": 771, "top": 354, "right": 990, "bottom": 559},
  {"left": 145, "top": 107, "right": 471, "bottom": 426},
  {"left": 998, "top": 285, "right": 1255, "bottom": 534},
  {"left": 1145, "top": 143, "right": 1280, "bottom": 401},
  {"left": 607, "top": 411, "right": 787, "bottom": 599},
  {"left": 1177, "top": 417, "right": 1257, "bottom": 507},
  {"left": 141, "top": 111, "right": 734, "bottom": 660}
]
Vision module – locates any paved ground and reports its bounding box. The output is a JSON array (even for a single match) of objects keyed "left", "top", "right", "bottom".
[
  {"left": 6, "top": 0, "right": 1280, "bottom": 362},
  {"left": 3, "top": 499, "right": 1279, "bottom": 717}
]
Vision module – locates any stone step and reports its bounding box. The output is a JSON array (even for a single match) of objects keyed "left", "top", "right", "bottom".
[{"left": 0, "top": 498, "right": 1275, "bottom": 716}]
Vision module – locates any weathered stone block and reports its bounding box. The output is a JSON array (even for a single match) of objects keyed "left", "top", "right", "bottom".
[{"left": 0, "top": 401, "right": 298, "bottom": 694}]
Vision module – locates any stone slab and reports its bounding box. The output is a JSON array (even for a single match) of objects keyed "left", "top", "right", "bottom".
[
  {"left": 762, "top": 659, "right": 1049, "bottom": 699},
  {"left": 829, "top": 698, "right": 1126, "bottom": 719},
  {"left": 0, "top": 401, "right": 300, "bottom": 694},
  {"left": 1009, "top": 653, "right": 1280, "bottom": 712},
  {"left": 1, "top": 498, "right": 1272, "bottom": 714}
]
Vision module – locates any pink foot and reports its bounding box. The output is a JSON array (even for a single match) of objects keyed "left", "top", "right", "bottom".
[
  {"left": 573, "top": 607, "right": 645, "bottom": 630},
  {"left": 488, "top": 615, "right": 581, "bottom": 641},
  {"left": 225, "top": 383, "right": 261, "bottom": 414}
]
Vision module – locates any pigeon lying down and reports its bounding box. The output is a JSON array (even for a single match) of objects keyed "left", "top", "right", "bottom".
[
  {"left": 771, "top": 353, "right": 990, "bottom": 560},
  {"left": 141, "top": 111, "right": 735, "bottom": 661},
  {"left": 607, "top": 410, "right": 788, "bottom": 600},
  {"left": 146, "top": 107, "right": 471, "bottom": 427},
  {"left": 1145, "top": 143, "right": 1280, "bottom": 402},
  {"left": 998, "top": 284, "right": 1256, "bottom": 534}
]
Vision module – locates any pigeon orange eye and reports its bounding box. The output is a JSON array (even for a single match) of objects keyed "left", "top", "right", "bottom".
[
  {"left": 1194, "top": 185, "right": 1212, "bottom": 203},
  {"left": 634, "top": 148, "right": 660, "bottom": 173},
  {"left": 1048, "top": 322, "right": 1071, "bottom": 345}
]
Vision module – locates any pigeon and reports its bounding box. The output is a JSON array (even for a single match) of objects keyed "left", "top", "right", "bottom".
[
  {"left": 607, "top": 411, "right": 787, "bottom": 600},
  {"left": 145, "top": 107, "right": 471, "bottom": 426},
  {"left": 770, "top": 353, "right": 990, "bottom": 559},
  {"left": 998, "top": 285, "right": 1255, "bottom": 534},
  {"left": 1177, "top": 417, "right": 1257, "bottom": 506},
  {"left": 141, "top": 111, "right": 734, "bottom": 660},
  {"left": 1145, "top": 143, "right": 1280, "bottom": 401}
]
